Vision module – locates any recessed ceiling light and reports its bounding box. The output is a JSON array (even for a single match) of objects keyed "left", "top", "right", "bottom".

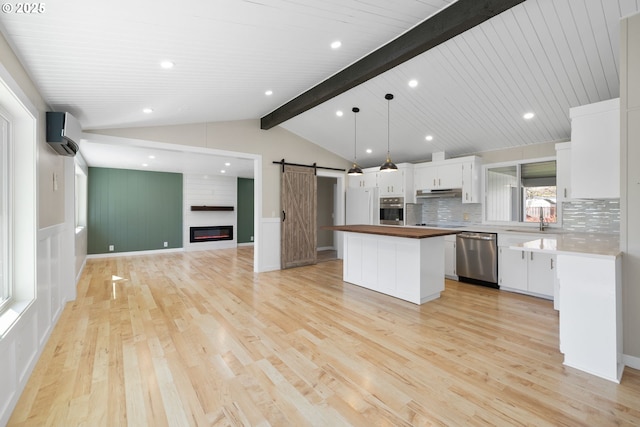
[
  {"left": 336, "top": 110, "right": 343, "bottom": 117},
  {"left": 408, "top": 79, "right": 418, "bottom": 88},
  {"left": 142, "top": 163, "right": 148, "bottom": 167},
  {"left": 366, "top": 148, "right": 372, "bottom": 154},
  {"left": 523, "top": 112, "right": 535, "bottom": 120},
  {"left": 225, "top": 162, "right": 231, "bottom": 166},
  {"left": 160, "top": 61, "right": 174, "bottom": 69},
  {"left": 220, "top": 170, "right": 226, "bottom": 174},
  {"left": 331, "top": 41, "right": 342, "bottom": 49},
  {"left": 148, "top": 155, "right": 155, "bottom": 159},
  {"left": 143, "top": 108, "right": 153, "bottom": 114},
  {"left": 265, "top": 90, "right": 273, "bottom": 96},
  {"left": 425, "top": 135, "right": 434, "bottom": 141}
]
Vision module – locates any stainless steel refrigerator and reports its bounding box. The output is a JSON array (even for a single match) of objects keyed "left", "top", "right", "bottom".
[{"left": 346, "top": 187, "right": 379, "bottom": 225}]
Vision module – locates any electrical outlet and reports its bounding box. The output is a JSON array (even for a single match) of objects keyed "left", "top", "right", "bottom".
[
  {"left": 164, "top": 241, "right": 168, "bottom": 247},
  {"left": 108, "top": 245, "right": 114, "bottom": 251},
  {"left": 250, "top": 236, "right": 254, "bottom": 241}
]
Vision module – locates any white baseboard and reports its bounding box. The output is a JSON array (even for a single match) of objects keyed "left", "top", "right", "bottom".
[
  {"left": 75, "top": 257, "right": 86, "bottom": 284},
  {"left": 317, "top": 246, "right": 336, "bottom": 251},
  {"left": 238, "top": 242, "right": 255, "bottom": 247},
  {"left": 623, "top": 353, "right": 640, "bottom": 370},
  {"left": 87, "top": 247, "right": 184, "bottom": 259}
]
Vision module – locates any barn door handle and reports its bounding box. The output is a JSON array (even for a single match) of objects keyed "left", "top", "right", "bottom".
[{"left": 282, "top": 210, "right": 286, "bottom": 221}]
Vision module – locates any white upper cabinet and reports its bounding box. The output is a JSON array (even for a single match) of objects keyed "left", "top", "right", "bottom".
[
  {"left": 437, "top": 163, "right": 463, "bottom": 189},
  {"left": 414, "top": 162, "right": 462, "bottom": 191},
  {"left": 414, "top": 164, "right": 435, "bottom": 191},
  {"left": 376, "top": 163, "right": 414, "bottom": 200},
  {"left": 348, "top": 169, "right": 377, "bottom": 188},
  {"left": 461, "top": 157, "right": 481, "bottom": 204},
  {"left": 377, "top": 169, "right": 404, "bottom": 196},
  {"left": 555, "top": 142, "right": 572, "bottom": 202},
  {"left": 569, "top": 98, "right": 620, "bottom": 199}
]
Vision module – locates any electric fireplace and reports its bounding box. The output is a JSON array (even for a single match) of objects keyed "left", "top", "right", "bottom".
[{"left": 189, "top": 225, "right": 233, "bottom": 243}]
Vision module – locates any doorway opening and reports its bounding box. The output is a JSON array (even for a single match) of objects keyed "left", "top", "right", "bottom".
[{"left": 317, "top": 176, "right": 338, "bottom": 262}]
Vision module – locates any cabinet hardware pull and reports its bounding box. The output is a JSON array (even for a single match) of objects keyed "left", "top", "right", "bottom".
[
  {"left": 521, "top": 251, "right": 524, "bottom": 260},
  {"left": 282, "top": 210, "right": 286, "bottom": 221},
  {"left": 551, "top": 258, "right": 554, "bottom": 269},
  {"left": 564, "top": 188, "right": 567, "bottom": 198},
  {"left": 530, "top": 252, "right": 533, "bottom": 261},
  {"left": 433, "top": 178, "right": 436, "bottom": 186}
]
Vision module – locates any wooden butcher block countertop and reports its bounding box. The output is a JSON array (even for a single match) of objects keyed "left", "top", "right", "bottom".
[{"left": 325, "top": 225, "right": 459, "bottom": 239}]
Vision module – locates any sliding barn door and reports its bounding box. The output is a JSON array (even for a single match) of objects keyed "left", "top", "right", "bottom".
[{"left": 281, "top": 165, "right": 317, "bottom": 269}]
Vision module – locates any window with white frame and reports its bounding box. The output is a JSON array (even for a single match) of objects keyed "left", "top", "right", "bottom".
[
  {"left": 0, "top": 112, "right": 11, "bottom": 311},
  {"left": 75, "top": 164, "right": 87, "bottom": 230},
  {"left": 485, "top": 159, "right": 557, "bottom": 224}
]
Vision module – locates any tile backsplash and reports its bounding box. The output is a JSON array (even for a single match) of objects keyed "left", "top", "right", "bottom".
[
  {"left": 411, "top": 197, "right": 620, "bottom": 234},
  {"left": 417, "top": 198, "right": 483, "bottom": 224},
  {"left": 561, "top": 199, "right": 620, "bottom": 233}
]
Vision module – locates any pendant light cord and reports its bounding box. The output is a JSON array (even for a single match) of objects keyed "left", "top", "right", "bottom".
[
  {"left": 387, "top": 98, "right": 390, "bottom": 157},
  {"left": 354, "top": 110, "right": 358, "bottom": 162}
]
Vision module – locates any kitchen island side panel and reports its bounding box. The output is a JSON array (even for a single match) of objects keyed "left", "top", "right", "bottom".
[
  {"left": 340, "top": 231, "right": 445, "bottom": 304},
  {"left": 557, "top": 253, "right": 623, "bottom": 383}
]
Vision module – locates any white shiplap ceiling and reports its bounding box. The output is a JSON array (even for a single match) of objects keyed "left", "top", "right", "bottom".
[{"left": 1, "top": 0, "right": 638, "bottom": 172}]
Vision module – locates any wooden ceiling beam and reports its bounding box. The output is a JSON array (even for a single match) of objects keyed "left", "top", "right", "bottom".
[{"left": 260, "top": 0, "right": 525, "bottom": 130}]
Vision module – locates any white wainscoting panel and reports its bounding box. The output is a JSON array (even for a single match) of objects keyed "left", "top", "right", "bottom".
[
  {"left": 258, "top": 218, "right": 281, "bottom": 272},
  {"left": 0, "top": 223, "right": 74, "bottom": 426}
]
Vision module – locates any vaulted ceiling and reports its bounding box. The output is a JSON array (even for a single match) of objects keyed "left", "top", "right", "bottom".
[{"left": 1, "top": 0, "right": 638, "bottom": 172}]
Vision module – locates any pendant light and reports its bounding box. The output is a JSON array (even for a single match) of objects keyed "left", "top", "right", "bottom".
[
  {"left": 347, "top": 107, "right": 363, "bottom": 176},
  {"left": 380, "top": 93, "right": 398, "bottom": 172}
]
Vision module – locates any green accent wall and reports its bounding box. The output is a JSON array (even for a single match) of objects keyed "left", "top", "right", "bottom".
[
  {"left": 237, "top": 178, "right": 254, "bottom": 243},
  {"left": 88, "top": 167, "right": 183, "bottom": 254}
]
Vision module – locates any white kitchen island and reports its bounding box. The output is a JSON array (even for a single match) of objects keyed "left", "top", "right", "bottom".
[
  {"left": 514, "top": 233, "right": 623, "bottom": 383},
  {"left": 327, "top": 225, "right": 458, "bottom": 305}
]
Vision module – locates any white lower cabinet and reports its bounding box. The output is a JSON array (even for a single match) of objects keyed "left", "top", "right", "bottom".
[
  {"left": 499, "top": 245, "right": 528, "bottom": 292},
  {"left": 527, "top": 251, "right": 555, "bottom": 297},
  {"left": 444, "top": 234, "right": 457, "bottom": 279},
  {"left": 498, "top": 233, "right": 555, "bottom": 300}
]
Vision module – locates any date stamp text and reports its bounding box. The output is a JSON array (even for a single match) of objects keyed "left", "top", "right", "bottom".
[{"left": 2, "top": 3, "right": 46, "bottom": 13}]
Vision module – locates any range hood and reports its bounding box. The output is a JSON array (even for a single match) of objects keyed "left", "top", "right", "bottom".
[{"left": 416, "top": 189, "right": 462, "bottom": 199}]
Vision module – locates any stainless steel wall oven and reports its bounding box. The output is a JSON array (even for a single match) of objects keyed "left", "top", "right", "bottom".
[{"left": 379, "top": 197, "right": 404, "bottom": 225}]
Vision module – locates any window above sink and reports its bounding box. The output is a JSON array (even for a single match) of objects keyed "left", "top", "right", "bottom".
[{"left": 484, "top": 157, "right": 557, "bottom": 226}]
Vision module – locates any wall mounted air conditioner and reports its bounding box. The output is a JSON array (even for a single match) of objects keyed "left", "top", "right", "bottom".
[{"left": 46, "top": 112, "right": 81, "bottom": 156}]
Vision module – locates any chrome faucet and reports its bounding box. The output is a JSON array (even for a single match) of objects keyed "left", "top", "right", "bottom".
[{"left": 539, "top": 209, "right": 548, "bottom": 231}]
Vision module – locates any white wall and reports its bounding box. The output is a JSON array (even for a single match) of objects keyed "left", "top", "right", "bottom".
[
  {"left": 0, "top": 32, "right": 78, "bottom": 425},
  {"left": 620, "top": 12, "right": 640, "bottom": 364}
]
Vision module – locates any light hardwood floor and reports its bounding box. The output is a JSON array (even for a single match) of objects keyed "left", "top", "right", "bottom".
[{"left": 9, "top": 247, "right": 640, "bottom": 426}]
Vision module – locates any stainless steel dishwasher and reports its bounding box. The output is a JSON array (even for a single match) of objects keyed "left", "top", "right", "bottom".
[{"left": 456, "top": 232, "right": 498, "bottom": 288}]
